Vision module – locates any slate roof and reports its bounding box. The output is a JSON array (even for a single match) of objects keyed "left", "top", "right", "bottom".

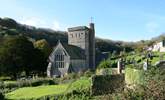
[{"left": 62, "top": 43, "right": 86, "bottom": 59}]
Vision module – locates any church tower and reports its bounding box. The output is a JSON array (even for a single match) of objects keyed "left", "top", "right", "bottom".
[
  {"left": 89, "top": 23, "right": 95, "bottom": 69},
  {"left": 68, "top": 23, "right": 95, "bottom": 69}
]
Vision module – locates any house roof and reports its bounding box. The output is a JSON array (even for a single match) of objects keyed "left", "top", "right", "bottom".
[{"left": 62, "top": 43, "right": 85, "bottom": 59}]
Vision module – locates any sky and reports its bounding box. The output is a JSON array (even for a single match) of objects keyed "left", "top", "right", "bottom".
[{"left": 0, "top": 0, "right": 165, "bottom": 41}]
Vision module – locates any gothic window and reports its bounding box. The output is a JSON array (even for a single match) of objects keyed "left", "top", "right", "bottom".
[{"left": 55, "top": 54, "right": 65, "bottom": 68}]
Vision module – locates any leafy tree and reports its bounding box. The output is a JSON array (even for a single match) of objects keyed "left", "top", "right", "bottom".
[
  {"left": 31, "top": 48, "right": 48, "bottom": 75},
  {"left": 34, "top": 39, "right": 51, "bottom": 58},
  {"left": 33, "top": 39, "right": 51, "bottom": 75},
  {"left": 0, "top": 36, "right": 37, "bottom": 78}
]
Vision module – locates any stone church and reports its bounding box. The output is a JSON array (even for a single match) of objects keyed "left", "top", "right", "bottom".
[{"left": 47, "top": 23, "right": 95, "bottom": 77}]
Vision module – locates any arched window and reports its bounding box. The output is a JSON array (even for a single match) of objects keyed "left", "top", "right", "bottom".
[{"left": 54, "top": 54, "right": 65, "bottom": 68}]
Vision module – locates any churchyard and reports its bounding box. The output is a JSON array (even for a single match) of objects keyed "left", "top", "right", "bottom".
[{"left": 0, "top": 51, "right": 164, "bottom": 100}]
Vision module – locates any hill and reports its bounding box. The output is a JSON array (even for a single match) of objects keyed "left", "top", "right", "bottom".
[
  {"left": 2, "top": 17, "right": 165, "bottom": 54},
  {"left": 0, "top": 17, "right": 134, "bottom": 53},
  {"left": 0, "top": 17, "right": 68, "bottom": 46}
]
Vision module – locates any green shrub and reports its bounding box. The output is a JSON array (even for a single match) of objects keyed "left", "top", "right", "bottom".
[
  {"left": 91, "top": 75, "right": 124, "bottom": 95},
  {"left": 84, "top": 70, "right": 94, "bottom": 77},
  {"left": 98, "top": 60, "right": 111, "bottom": 69}
]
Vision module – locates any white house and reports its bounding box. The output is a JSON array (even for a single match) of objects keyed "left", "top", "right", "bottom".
[{"left": 151, "top": 40, "right": 165, "bottom": 52}]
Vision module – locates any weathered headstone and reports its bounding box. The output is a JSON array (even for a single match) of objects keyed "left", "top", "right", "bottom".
[
  {"left": 143, "top": 59, "right": 148, "bottom": 71},
  {"left": 117, "top": 59, "right": 123, "bottom": 74},
  {"left": 47, "top": 62, "right": 52, "bottom": 77}
]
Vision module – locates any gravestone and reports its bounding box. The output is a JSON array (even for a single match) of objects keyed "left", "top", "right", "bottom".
[
  {"left": 47, "top": 62, "right": 52, "bottom": 77},
  {"left": 143, "top": 59, "right": 148, "bottom": 71},
  {"left": 117, "top": 59, "right": 125, "bottom": 74},
  {"left": 143, "top": 62, "right": 147, "bottom": 71}
]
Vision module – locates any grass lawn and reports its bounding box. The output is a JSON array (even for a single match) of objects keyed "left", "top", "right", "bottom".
[
  {"left": 6, "top": 84, "right": 68, "bottom": 99},
  {"left": 5, "top": 77, "right": 91, "bottom": 100}
]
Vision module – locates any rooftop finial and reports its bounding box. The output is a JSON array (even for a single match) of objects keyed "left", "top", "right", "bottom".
[{"left": 90, "top": 17, "right": 93, "bottom": 23}]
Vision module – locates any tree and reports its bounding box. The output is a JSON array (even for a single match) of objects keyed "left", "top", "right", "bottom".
[
  {"left": 34, "top": 39, "right": 51, "bottom": 58},
  {"left": 33, "top": 39, "right": 51, "bottom": 75},
  {"left": 0, "top": 36, "right": 37, "bottom": 78}
]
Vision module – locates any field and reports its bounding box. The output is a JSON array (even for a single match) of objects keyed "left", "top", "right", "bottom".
[{"left": 5, "top": 77, "right": 91, "bottom": 100}]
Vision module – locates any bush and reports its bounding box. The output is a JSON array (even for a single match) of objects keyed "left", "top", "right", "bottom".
[
  {"left": 84, "top": 70, "right": 94, "bottom": 77},
  {"left": 91, "top": 74, "right": 124, "bottom": 95},
  {"left": 98, "top": 60, "right": 111, "bottom": 69}
]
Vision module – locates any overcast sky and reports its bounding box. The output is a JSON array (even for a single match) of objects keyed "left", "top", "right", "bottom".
[{"left": 0, "top": 0, "right": 165, "bottom": 41}]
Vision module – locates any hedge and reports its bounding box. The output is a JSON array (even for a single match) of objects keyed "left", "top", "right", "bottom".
[{"left": 91, "top": 74, "right": 124, "bottom": 95}]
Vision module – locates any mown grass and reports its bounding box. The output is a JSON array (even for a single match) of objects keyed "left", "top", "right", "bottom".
[
  {"left": 6, "top": 84, "right": 68, "bottom": 99},
  {"left": 5, "top": 77, "right": 91, "bottom": 100}
]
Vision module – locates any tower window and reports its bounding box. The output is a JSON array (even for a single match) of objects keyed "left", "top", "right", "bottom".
[
  {"left": 79, "top": 33, "right": 81, "bottom": 38},
  {"left": 70, "top": 34, "right": 73, "bottom": 38}
]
